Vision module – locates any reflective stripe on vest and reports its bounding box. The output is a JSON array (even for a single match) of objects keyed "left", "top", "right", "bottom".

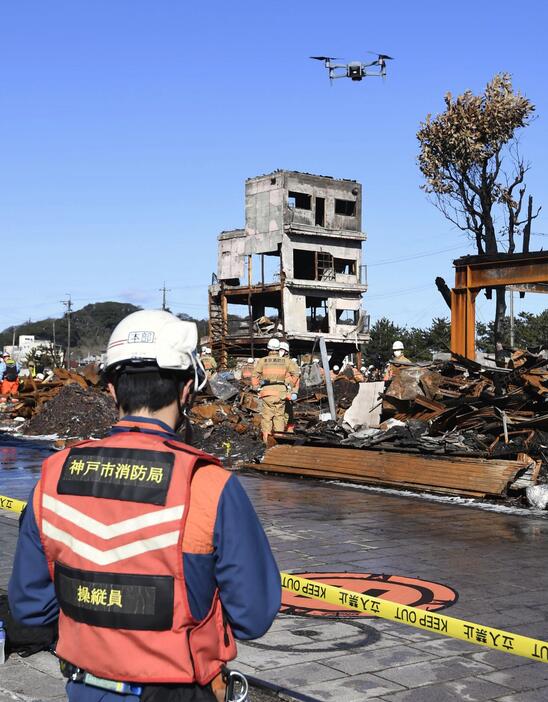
[
  {"left": 38, "top": 431, "right": 236, "bottom": 685},
  {"left": 261, "top": 358, "right": 289, "bottom": 384}
]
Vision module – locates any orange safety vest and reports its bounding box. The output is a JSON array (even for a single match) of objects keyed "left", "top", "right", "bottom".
[
  {"left": 252, "top": 353, "right": 292, "bottom": 399},
  {"left": 201, "top": 355, "right": 216, "bottom": 372},
  {"left": 241, "top": 364, "right": 254, "bottom": 381},
  {"left": 37, "top": 431, "right": 236, "bottom": 685}
]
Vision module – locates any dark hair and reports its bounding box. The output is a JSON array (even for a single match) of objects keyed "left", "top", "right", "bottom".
[{"left": 113, "top": 368, "right": 192, "bottom": 414}]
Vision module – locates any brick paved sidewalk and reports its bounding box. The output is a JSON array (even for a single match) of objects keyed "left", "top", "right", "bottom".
[{"left": 2, "top": 473, "right": 548, "bottom": 701}]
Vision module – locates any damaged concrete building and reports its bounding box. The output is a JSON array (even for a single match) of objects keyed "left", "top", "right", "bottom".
[{"left": 209, "top": 170, "right": 369, "bottom": 364}]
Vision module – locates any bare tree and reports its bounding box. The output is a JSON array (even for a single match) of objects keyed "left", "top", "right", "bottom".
[{"left": 417, "top": 73, "right": 540, "bottom": 363}]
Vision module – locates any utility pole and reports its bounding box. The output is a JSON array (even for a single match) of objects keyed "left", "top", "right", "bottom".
[
  {"left": 62, "top": 295, "right": 73, "bottom": 369},
  {"left": 159, "top": 282, "right": 171, "bottom": 311},
  {"left": 509, "top": 289, "right": 515, "bottom": 348}
]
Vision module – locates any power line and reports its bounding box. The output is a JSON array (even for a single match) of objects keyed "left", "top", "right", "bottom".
[
  {"left": 368, "top": 244, "right": 465, "bottom": 267},
  {"left": 366, "top": 283, "right": 433, "bottom": 300}
]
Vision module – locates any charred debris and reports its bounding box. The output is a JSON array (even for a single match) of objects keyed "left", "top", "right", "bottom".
[{"left": 4, "top": 350, "right": 548, "bottom": 506}]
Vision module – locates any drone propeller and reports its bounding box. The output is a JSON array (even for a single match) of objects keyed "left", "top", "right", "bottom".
[
  {"left": 365, "top": 51, "right": 394, "bottom": 61},
  {"left": 310, "top": 56, "right": 340, "bottom": 62}
]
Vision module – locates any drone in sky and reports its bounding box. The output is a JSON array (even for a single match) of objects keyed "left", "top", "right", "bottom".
[{"left": 310, "top": 52, "right": 394, "bottom": 84}]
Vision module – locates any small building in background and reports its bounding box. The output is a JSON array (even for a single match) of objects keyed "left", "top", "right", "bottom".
[
  {"left": 4, "top": 335, "right": 62, "bottom": 365},
  {"left": 208, "top": 170, "right": 370, "bottom": 365}
]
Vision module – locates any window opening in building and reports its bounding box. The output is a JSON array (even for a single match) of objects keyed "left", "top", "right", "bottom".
[
  {"left": 293, "top": 250, "right": 336, "bottom": 281},
  {"left": 336, "top": 309, "right": 359, "bottom": 326},
  {"left": 288, "top": 191, "right": 312, "bottom": 210},
  {"left": 306, "top": 297, "right": 329, "bottom": 333},
  {"left": 334, "top": 258, "right": 356, "bottom": 275},
  {"left": 317, "top": 252, "right": 334, "bottom": 281},
  {"left": 335, "top": 199, "right": 356, "bottom": 216},
  {"left": 270, "top": 177, "right": 277, "bottom": 185},
  {"left": 293, "top": 250, "right": 315, "bottom": 280},
  {"left": 315, "top": 197, "right": 325, "bottom": 226}
]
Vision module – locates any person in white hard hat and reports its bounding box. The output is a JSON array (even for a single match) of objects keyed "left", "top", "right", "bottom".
[
  {"left": 200, "top": 346, "right": 217, "bottom": 378},
  {"left": 384, "top": 340, "right": 411, "bottom": 381},
  {"left": 330, "top": 364, "right": 340, "bottom": 382},
  {"left": 252, "top": 338, "right": 299, "bottom": 443},
  {"left": 8, "top": 310, "right": 280, "bottom": 702}
]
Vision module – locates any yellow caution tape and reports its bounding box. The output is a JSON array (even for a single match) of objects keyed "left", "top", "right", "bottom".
[
  {"left": 280, "top": 572, "right": 548, "bottom": 664},
  {"left": 2, "top": 494, "right": 547, "bottom": 663},
  {"left": 0, "top": 494, "right": 27, "bottom": 514}
]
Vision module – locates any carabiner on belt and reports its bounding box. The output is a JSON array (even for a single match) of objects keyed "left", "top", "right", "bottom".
[{"left": 225, "top": 669, "right": 248, "bottom": 702}]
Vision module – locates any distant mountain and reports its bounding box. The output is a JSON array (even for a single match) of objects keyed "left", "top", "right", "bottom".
[
  {"left": 2, "top": 302, "right": 210, "bottom": 358},
  {"left": 1, "top": 302, "right": 141, "bottom": 356}
]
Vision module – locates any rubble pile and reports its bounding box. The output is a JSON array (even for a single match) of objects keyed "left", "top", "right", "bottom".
[
  {"left": 25, "top": 384, "right": 117, "bottom": 438},
  {"left": 2, "top": 366, "right": 116, "bottom": 439},
  {"left": 7, "top": 367, "right": 102, "bottom": 422},
  {"left": 277, "top": 351, "right": 548, "bottom": 484},
  {"left": 189, "top": 387, "right": 263, "bottom": 463}
]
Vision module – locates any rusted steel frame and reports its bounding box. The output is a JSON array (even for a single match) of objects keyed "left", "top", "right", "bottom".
[
  {"left": 450, "top": 267, "right": 477, "bottom": 359},
  {"left": 451, "top": 254, "right": 548, "bottom": 360},
  {"left": 454, "top": 257, "right": 548, "bottom": 289}
]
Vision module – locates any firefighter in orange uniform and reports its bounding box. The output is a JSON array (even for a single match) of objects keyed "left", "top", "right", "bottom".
[
  {"left": 9, "top": 310, "right": 280, "bottom": 702},
  {"left": 279, "top": 341, "right": 300, "bottom": 432},
  {"left": 384, "top": 340, "right": 411, "bottom": 382},
  {"left": 200, "top": 346, "right": 217, "bottom": 378},
  {"left": 240, "top": 357, "right": 255, "bottom": 384},
  {"left": 252, "top": 338, "right": 299, "bottom": 443}
]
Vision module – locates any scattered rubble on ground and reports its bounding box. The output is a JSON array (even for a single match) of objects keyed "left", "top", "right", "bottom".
[
  {"left": 252, "top": 351, "right": 548, "bottom": 504},
  {"left": 6, "top": 351, "right": 548, "bottom": 506},
  {"left": 189, "top": 383, "right": 264, "bottom": 463}
]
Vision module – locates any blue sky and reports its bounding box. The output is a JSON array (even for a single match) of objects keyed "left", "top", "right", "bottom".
[{"left": 1, "top": 0, "right": 547, "bottom": 332}]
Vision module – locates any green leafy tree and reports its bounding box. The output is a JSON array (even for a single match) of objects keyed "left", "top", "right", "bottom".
[
  {"left": 422, "top": 317, "right": 451, "bottom": 353},
  {"left": 417, "top": 74, "right": 540, "bottom": 364},
  {"left": 25, "top": 344, "right": 63, "bottom": 370},
  {"left": 365, "top": 318, "right": 406, "bottom": 366},
  {"left": 477, "top": 310, "right": 548, "bottom": 352}
]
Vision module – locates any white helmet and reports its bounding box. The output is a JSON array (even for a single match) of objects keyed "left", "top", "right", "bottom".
[
  {"left": 247, "top": 357, "right": 254, "bottom": 364},
  {"left": 313, "top": 358, "right": 320, "bottom": 364},
  {"left": 360, "top": 366, "right": 366, "bottom": 372},
  {"left": 267, "top": 338, "right": 280, "bottom": 351},
  {"left": 333, "top": 365, "right": 340, "bottom": 372},
  {"left": 105, "top": 310, "right": 206, "bottom": 389},
  {"left": 279, "top": 341, "right": 290, "bottom": 354},
  {"left": 392, "top": 341, "right": 404, "bottom": 351}
]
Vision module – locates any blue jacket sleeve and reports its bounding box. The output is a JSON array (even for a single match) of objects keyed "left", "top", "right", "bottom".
[
  {"left": 8, "top": 486, "right": 59, "bottom": 626},
  {"left": 214, "top": 475, "right": 280, "bottom": 640}
]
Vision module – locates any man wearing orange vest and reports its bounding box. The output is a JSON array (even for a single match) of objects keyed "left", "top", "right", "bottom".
[
  {"left": 251, "top": 338, "right": 299, "bottom": 443},
  {"left": 9, "top": 310, "right": 280, "bottom": 702}
]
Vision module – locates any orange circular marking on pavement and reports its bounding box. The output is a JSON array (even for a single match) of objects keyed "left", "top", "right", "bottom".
[{"left": 280, "top": 571, "right": 458, "bottom": 618}]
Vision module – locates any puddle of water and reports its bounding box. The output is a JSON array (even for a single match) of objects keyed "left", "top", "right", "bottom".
[{"left": 0, "top": 433, "right": 54, "bottom": 501}]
